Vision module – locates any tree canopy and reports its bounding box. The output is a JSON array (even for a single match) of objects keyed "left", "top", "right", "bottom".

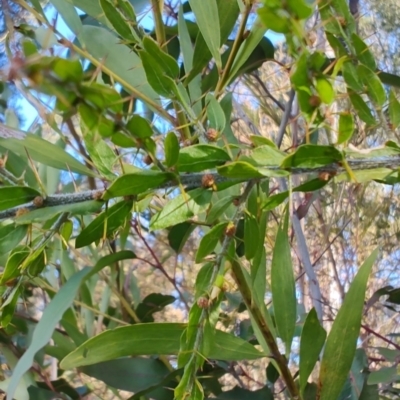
[{"left": 0, "top": 0, "right": 400, "bottom": 399}]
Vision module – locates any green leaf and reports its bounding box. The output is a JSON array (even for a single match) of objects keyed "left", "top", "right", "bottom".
[
  {"left": 337, "top": 112, "right": 354, "bottom": 144},
  {"left": 244, "top": 215, "right": 259, "bottom": 260},
  {"left": 0, "top": 186, "right": 40, "bottom": 211},
  {"left": 367, "top": 366, "right": 397, "bottom": 385},
  {"left": 349, "top": 92, "right": 376, "bottom": 125},
  {"left": 229, "top": 17, "right": 267, "bottom": 81},
  {"left": 389, "top": 89, "right": 400, "bottom": 129},
  {"left": 280, "top": 145, "right": 343, "bottom": 168},
  {"left": 168, "top": 222, "right": 195, "bottom": 254},
  {"left": 15, "top": 200, "right": 103, "bottom": 224},
  {"left": 6, "top": 267, "right": 90, "bottom": 400},
  {"left": 357, "top": 65, "right": 386, "bottom": 107},
  {"left": 187, "top": 0, "right": 239, "bottom": 84},
  {"left": 287, "top": 0, "right": 313, "bottom": 19},
  {"left": 177, "top": 145, "right": 231, "bottom": 172},
  {"left": 0, "top": 223, "right": 27, "bottom": 255},
  {"left": 99, "top": 0, "right": 138, "bottom": 42},
  {"left": 79, "top": 26, "right": 159, "bottom": 104},
  {"left": 75, "top": 200, "right": 132, "bottom": 248},
  {"left": 250, "top": 145, "right": 286, "bottom": 166},
  {"left": 49, "top": 0, "right": 83, "bottom": 38},
  {"left": 126, "top": 114, "right": 154, "bottom": 139},
  {"left": 217, "top": 161, "right": 265, "bottom": 179},
  {"left": 351, "top": 33, "right": 376, "bottom": 71},
  {"left": 188, "top": 0, "right": 221, "bottom": 68},
  {"left": 258, "top": 7, "right": 290, "bottom": 33},
  {"left": 300, "top": 308, "right": 327, "bottom": 395},
  {"left": 84, "top": 132, "right": 116, "bottom": 180},
  {"left": 103, "top": 171, "right": 174, "bottom": 199},
  {"left": 342, "top": 62, "right": 364, "bottom": 92},
  {"left": 319, "top": 249, "right": 378, "bottom": 400},
  {"left": 80, "top": 358, "right": 173, "bottom": 394},
  {"left": 0, "top": 134, "right": 95, "bottom": 176},
  {"left": 150, "top": 188, "right": 212, "bottom": 230},
  {"left": 195, "top": 222, "right": 228, "bottom": 262},
  {"left": 164, "top": 132, "right": 180, "bottom": 168},
  {"left": 0, "top": 245, "right": 30, "bottom": 285},
  {"left": 262, "top": 192, "right": 288, "bottom": 211},
  {"left": 139, "top": 50, "right": 178, "bottom": 97},
  {"left": 60, "top": 323, "right": 265, "bottom": 369},
  {"left": 142, "top": 36, "right": 179, "bottom": 79},
  {"left": 316, "top": 77, "right": 334, "bottom": 104},
  {"left": 271, "top": 212, "right": 296, "bottom": 353},
  {"left": 206, "top": 93, "right": 226, "bottom": 131}
]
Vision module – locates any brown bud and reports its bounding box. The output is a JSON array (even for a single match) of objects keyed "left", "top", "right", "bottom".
[
  {"left": 232, "top": 197, "right": 240, "bottom": 207},
  {"left": 92, "top": 190, "right": 104, "bottom": 201},
  {"left": 225, "top": 222, "right": 236, "bottom": 237},
  {"left": 197, "top": 297, "right": 209, "bottom": 309},
  {"left": 206, "top": 128, "right": 219, "bottom": 142},
  {"left": 202, "top": 174, "right": 215, "bottom": 189},
  {"left": 309, "top": 95, "right": 321, "bottom": 107},
  {"left": 15, "top": 208, "right": 29, "bottom": 217},
  {"left": 143, "top": 154, "right": 153, "bottom": 165},
  {"left": 33, "top": 196, "right": 44, "bottom": 208},
  {"left": 242, "top": 30, "right": 250, "bottom": 40}
]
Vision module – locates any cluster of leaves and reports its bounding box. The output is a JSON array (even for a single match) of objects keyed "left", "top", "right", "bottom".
[{"left": 0, "top": 0, "right": 400, "bottom": 399}]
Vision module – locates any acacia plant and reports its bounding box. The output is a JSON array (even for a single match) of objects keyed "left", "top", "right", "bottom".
[{"left": 1, "top": 0, "right": 400, "bottom": 399}]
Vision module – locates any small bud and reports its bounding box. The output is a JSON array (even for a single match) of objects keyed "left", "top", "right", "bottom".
[
  {"left": 309, "top": 95, "right": 321, "bottom": 107},
  {"left": 232, "top": 197, "right": 240, "bottom": 206},
  {"left": 92, "top": 190, "right": 104, "bottom": 201},
  {"left": 202, "top": 174, "right": 215, "bottom": 189},
  {"left": 197, "top": 297, "right": 209, "bottom": 308},
  {"left": 15, "top": 208, "right": 29, "bottom": 217},
  {"left": 242, "top": 30, "right": 250, "bottom": 40},
  {"left": 143, "top": 154, "right": 153, "bottom": 165},
  {"left": 206, "top": 128, "right": 219, "bottom": 142},
  {"left": 225, "top": 222, "right": 236, "bottom": 237},
  {"left": 33, "top": 196, "right": 44, "bottom": 208}
]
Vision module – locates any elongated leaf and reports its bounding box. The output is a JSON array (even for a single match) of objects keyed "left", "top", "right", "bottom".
[
  {"left": 280, "top": 144, "right": 343, "bottom": 168},
  {"left": 318, "top": 249, "right": 378, "bottom": 400},
  {"left": 103, "top": 171, "right": 174, "bottom": 199},
  {"left": 6, "top": 268, "right": 90, "bottom": 400},
  {"left": 0, "top": 186, "right": 40, "bottom": 211},
  {"left": 84, "top": 132, "right": 116, "bottom": 180},
  {"left": 78, "top": 26, "right": 159, "bottom": 104},
  {"left": 142, "top": 36, "right": 179, "bottom": 79},
  {"left": 187, "top": 0, "right": 239, "bottom": 84},
  {"left": 164, "top": 132, "right": 180, "bottom": 168},
  {"left": 49, "top": 0, "right": 83, "bottom": 38},
  {"left": 75, "top": 200, "right": 132, "bottom": 248},
  {"left": 150, "top": 188, "right": 212, "bottom": 230},
  {"left": 0, "top": 134, "right": 95, "bottom": 176},
  {"left": 80, "top": 358, "right": 173, "bottom": 394},
  {"left": 188, "top": 0, "right": 221, "bottom": 68},
  {"left": 349, "top": 92, "right": 376, "bottom": 125},
  {"left": 206, "top": 93, "right": 226, "bottom": 131},
  {"left": 337, "top": 112, "right": 354, "bottom": 144},
  {"left": 100, "top": 0, "right": 137, "bottom": 42},
  {"left": 250, "top": 145, "right": 285, "bottom": 166},
  {"left": 271, "top": 212, "right": 296, "bottom": 353},
  {"left": 389, "top": 89, "right": 400, "bottom": 129},
  {"left": 244, "top": 215, "right": 259, "bottom": 260},
  {"left": 300, "top": 308, "right": 327, "bottom": 395},
  {"left": 195, "top": 222, "right": 228, "bottom": 262},
  {"left": 60, "top": 323, "right": 265, "bottom": 369},
  {"left": 229, "top": 17, "right": 267, "bottom": 81},
  {"left": 342, "top": 62, "right": 364, "bottom": 92},
  {"left": 351, "top": 33, "right": 376, "bottom": 71},
  {"left": 0, "top": 223, "right": 27, "bottom": 255},
  {"left": 357, "top": 65, "right": 386, "bottom": 107},
  {"left": 178, "top": 145, "right": 231, "bottom": 172},
  {"left": 217, "top": 161, "right": 266, "bottom": 179}
]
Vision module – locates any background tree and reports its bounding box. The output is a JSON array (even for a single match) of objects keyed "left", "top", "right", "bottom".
[{"left": 0, "top": 0, "right": 400, "bottom": 399}]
